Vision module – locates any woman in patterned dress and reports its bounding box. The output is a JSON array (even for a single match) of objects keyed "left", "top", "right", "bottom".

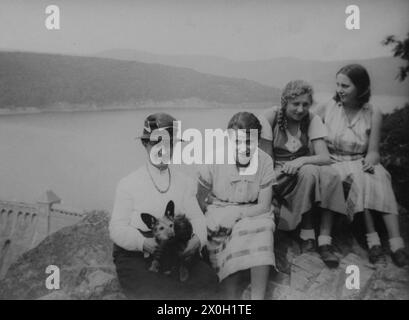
[
  {"left": 259, "top": 80, "right": 346, "bottom": 268},
  {"left": 196, "top": 112, "right": 276, "bottom": 300},
  {"left": 316, "top": 64, "right": 409, "bottom": 267}
]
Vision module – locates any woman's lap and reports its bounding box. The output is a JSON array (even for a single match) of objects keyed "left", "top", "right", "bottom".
[
  {"left": 112, "top": 244, "right": 220, "bottom": 300},
  {"left": 207, "top": 215, "right": 275, "bottom": 281},
  {"left": 275, "top": 164, "right": 346, "bottom": 230},
  {"left": 275, "top": 164, "right": 320, "bottom": 230},
  {"left": 330, "top": 160, "right": 398, "bottom": 217}
]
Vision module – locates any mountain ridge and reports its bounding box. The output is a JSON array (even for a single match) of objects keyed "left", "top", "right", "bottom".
[
  {"left": 96, "top": 50, "right": 409, "bottom": 96},
  {"left": 0, "top": 51, "right": 280, "bottom": 110}
]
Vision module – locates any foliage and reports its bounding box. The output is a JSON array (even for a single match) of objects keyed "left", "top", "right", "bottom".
[
  {"left": 381, "top": 104, "right": 409, "bottom": 208},
  {"left": 382, "top": 33, "right": 409, "bottom": 81},
  {"left": 381, "top": 32, "right": 409, "bottom": 208}
]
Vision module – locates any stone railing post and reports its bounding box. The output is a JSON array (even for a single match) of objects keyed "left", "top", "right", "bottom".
[{"left": 33, "top": 190, "right": 61, "bottom": 248}]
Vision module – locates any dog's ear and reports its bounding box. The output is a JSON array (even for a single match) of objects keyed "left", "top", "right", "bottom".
[
  {"left": 164, "top": 201, "right": 175, "bottom": 220},
  {"left": 141, "top": 213, "right": 157, "bottom": 229}
]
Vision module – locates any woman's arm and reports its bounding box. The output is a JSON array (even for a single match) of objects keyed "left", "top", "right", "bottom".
[
  {"left": 259, "top": 138, "right": 273, "bottom": 159},
  {"left": 363, "top": 107, "right": 382, "bottom": 171},
  {"left": 182, "top": 180, "right": 208, "bottom": 255},
  {"left": 109, "top": 181, "right": 148, "bottom": 252},
  {"left": 281, "top": 138, "right": 331, "bottom": 175},
  {"left": 240, "top": 186, "right": 273, "bottom": 218},
  {"left": 258, "top": 109, "right": 275, "bottom": 160},
  {"left": 300, "top": 138, "right": 331, "bottom": 165}
]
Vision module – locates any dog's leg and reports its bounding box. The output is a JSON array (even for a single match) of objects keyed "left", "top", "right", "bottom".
[{"left": 149, "top": 245, "right": 163, "bottom": 273}]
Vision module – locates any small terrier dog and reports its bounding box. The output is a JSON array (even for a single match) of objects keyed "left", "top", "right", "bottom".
[{"left": 140, "top": 200, "right": 193, "bottom": 282}]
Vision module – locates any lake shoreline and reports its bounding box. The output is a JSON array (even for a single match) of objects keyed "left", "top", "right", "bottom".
[
  {"left": 0, "top": 99, "right": 274, "bottom": 117},
  {"left": 1, "top": 93, "right": 407, "bottom": 116}
]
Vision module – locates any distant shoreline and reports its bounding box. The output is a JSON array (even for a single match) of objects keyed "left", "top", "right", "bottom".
[
  {"left": 0, "top": 93, "right": 407, "bottom": 116},
  {"left": 0, "top": 99, "right": 273, "bottom": 116}
]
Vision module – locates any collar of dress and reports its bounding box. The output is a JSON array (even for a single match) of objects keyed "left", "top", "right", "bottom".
[{"left": 227, "top": 143, "right": 258, "bottom": 183}]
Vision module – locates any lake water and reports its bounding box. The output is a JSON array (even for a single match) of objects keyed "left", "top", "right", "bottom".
[
  {"left": 1, "top": 94, "right": 407, "bottom": 212},
  {"left": 0, "top": 107, "right": 263, "bottom": 212}
]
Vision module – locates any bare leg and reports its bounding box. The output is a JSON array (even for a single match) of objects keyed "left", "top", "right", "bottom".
[
  {"left": 382, "top": 212, "right": 401, "bottom": 239},
  {"left": 320, "top": 209, "right": 334, "bottom": 236},
  {"left": 250, "top": 265, "right": 270, "bottom": 300},
  {"left": 363, "top": 209, "right": 376, "bottom": 233},
  {"left": 221, "top": 272, "right": 242, "bottom": 300},
  {"left": 301, "top": 211, "right": 313, "bottom": 229}
]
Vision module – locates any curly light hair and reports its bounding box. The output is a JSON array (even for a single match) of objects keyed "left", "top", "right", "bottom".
[{"left": 277, "top": 80, "right": 314, "bottom": 132}]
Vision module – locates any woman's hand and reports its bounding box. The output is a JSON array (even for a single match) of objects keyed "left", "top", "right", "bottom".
[
  {"left": 205, "top": 193, "right": 215, "bottom": 206},
  {"left": 143, "top": 237, "right": 159, "bottom": 255},
  {"left": 219, "top": 210, "right": 241, "bottom": 229},
  {"left": 282, "top": 158, "right": 305, "bottom": 175},
  {"left": 362, "top": 152, "right": 380, "bottom": 173},
  {"left": 181, "top": 234, "right": 201, "bottom": 259}
]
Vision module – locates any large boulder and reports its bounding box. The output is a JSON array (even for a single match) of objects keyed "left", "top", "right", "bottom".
[
  {"left": 0, "top": 208, "right": 408, "bottom": 300},
  {"left": 244, "top": 207, "right": 409, "bottom": 300},
  {"left": 0, "top": 211, "right": 125, "bottom": 300}
]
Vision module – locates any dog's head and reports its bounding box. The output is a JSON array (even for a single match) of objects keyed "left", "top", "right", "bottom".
[{"left": 141, "top": 201, "right": 175, "bottom": 242}]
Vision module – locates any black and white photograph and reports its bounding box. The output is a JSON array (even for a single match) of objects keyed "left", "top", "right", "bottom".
[{"left": 0, "top": 0, "right": 408, "bottom": 304}]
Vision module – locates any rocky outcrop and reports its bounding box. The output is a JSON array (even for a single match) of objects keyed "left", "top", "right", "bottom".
[
  {"left": 0, "top": 208, "right": 408, "bottom": 300},
  {"left": 0, "top": 211, "right": 125, "bottom": 300},
  {"left": 244, "top": 207, "right": 409, "bottom": 300}
]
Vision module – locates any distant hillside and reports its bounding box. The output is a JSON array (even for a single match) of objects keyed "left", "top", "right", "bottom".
[
  {"left": 0, "top": 51, "right": 280, "bottom": 110},
  {"left": 97, "top": 50, "right": 409, "bottom": 97}
]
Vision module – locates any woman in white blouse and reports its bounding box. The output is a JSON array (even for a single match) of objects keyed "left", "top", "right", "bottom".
[{"left": 109, "top": 113, "right": 219, "bottom": 299}]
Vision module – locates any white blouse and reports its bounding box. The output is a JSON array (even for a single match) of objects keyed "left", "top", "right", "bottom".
[{"left": 109, "top": 162, "right": 207, "bottom": 252}]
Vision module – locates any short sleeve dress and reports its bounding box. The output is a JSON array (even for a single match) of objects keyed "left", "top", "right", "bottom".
[
  {"left": 198, "top": 147, "right": 277, "bottom": 281},
  {"left": 259, "top": 106, "right": 346, "bottom": 230},
  {"left": 318, "top": 99, "right": 398, "bottom": 219}
]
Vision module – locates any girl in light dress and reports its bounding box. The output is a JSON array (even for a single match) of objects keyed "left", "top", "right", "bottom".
[
  {"left": 316, "top": 64, "right": 408, "bottom": 267},
  {"left": 197, "top": 112, "right": 276, "bottom": 300}
]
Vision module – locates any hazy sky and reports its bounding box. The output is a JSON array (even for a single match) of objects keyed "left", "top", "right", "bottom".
[{"left": 0, "top": 0, "right": 408, "bottom": 61}]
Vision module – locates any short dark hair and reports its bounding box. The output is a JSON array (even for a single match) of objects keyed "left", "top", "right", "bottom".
[{"left": 334, "top": 64, "right": 371, "bottom": 107}]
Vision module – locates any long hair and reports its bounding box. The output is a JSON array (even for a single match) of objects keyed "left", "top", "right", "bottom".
[
  {"left": 278, "top": 80, "right": 314, "bottom": 133},
  {"left": 334, "top": 64, "right": 371, "bottom": 107}
]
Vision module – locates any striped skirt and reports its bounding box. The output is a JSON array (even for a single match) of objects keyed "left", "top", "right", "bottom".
[
  {"left": 206, "top": 205, "right": 276, "bottom": 282},
  {"left": 330, "top": 159, "right": 399, "bottom": 219}
]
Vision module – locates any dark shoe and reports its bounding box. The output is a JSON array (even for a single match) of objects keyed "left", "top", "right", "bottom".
[
  {"left": 368, "top": 245, "right": 384, "bottom": 264},
  {"left": 391, "top": 248, "right": 409, "bottom": 267},
  {"left": 300, "top": 239, "right": 316, "bottom": 253},
  {"left": 318, "top": 245, "right": 339, "bottom": 268}
]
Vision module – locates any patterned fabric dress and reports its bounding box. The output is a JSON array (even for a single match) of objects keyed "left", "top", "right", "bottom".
[
  {"left": 318, "top": 100, "right": 399, "bottom": 219},
  {"left": 198, "top": 147, "right": 276, "bottom": 281},
  {"left": 259, "top": 107, "right": 346, "bottom": 231}
]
